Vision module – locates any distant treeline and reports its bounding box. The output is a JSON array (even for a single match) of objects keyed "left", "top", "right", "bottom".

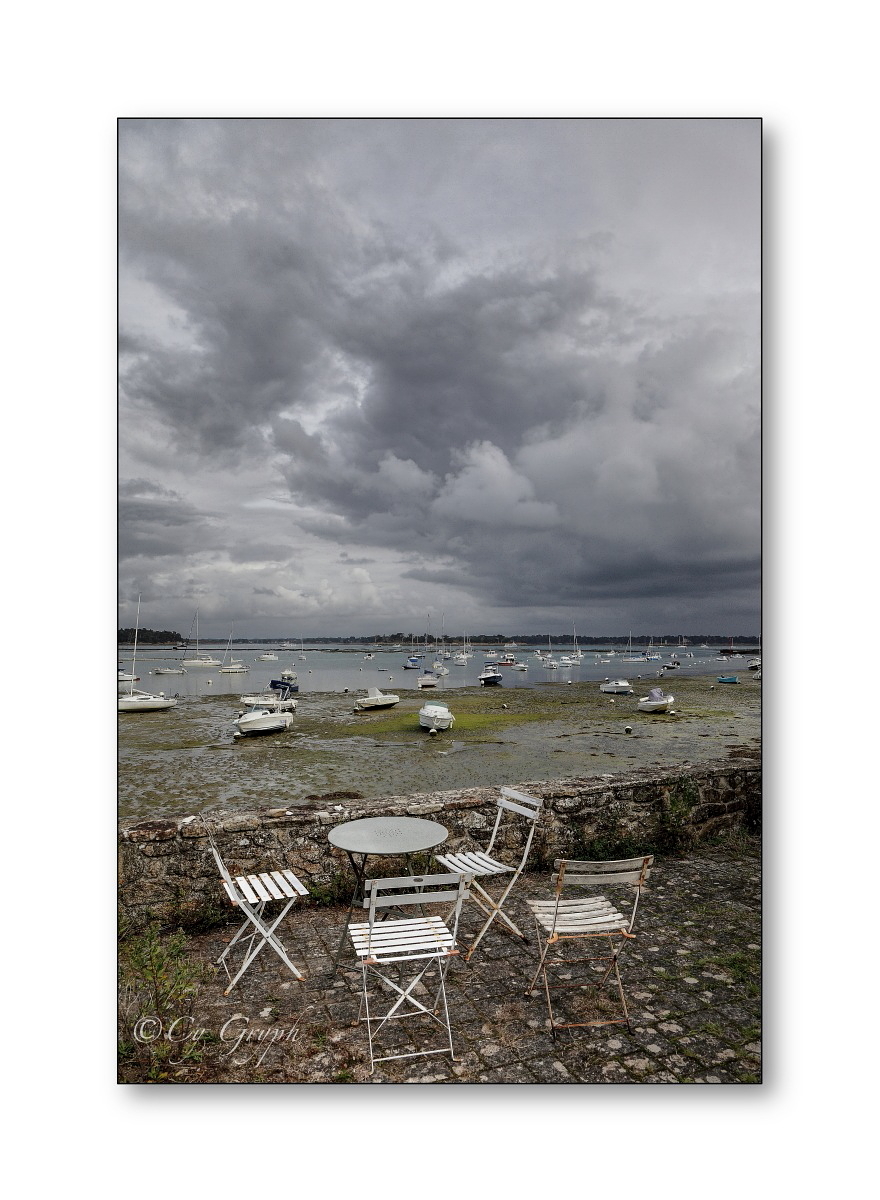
[
  {"left": 119, "top": 630, "right": 758, "bottom": 646},
  {"left": 118, "top": 629, "right": 183, "bottom": 644}
]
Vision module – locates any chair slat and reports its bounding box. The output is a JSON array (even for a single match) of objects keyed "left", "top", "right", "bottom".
[
  {"left": 500, "top": 787, "right": 543, "bottom": 811},
  {"left": 234, "top": 875, "right": 260, "bottom": 904},
  {"left": 561, "top": 869, "right": 649, "bottom": 887},
  {"left": 364, "top": 872, "right": 464, "bottom": 891},
  {"left": 245, "top": 874, "right": 272, "bottom": 902},
  {"left": 258, "top": 872, "right": 285, "bottom": 900},
  {"left": 554, "top": 856, "right": 653, "bottom": 872},
  {"left": 497, "top": 797, "right": 541, "bottom": 819},
  {"left": 280, "top": 869, "right": 310, "bottom": 897},
  {"left": 363, "top": 888, "right": 464, "bottom": 909}
]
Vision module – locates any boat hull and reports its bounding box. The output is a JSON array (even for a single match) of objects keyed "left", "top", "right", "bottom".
[
  {"left": 418, "top": 703, "right": 455, "bottom": 731},
  {"left": 118, "top": 691, "right": 178, "bottom": 712},
  {"left": 234, "top": 709, "right": 294, "bottom": 736},
  {"left": 599, "top": 680, "right": 634, "bottom": 694}
]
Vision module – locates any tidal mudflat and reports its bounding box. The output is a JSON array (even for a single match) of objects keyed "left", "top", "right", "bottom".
[{"left": 117, "top": 676, "right": 761, "bottom": 821}]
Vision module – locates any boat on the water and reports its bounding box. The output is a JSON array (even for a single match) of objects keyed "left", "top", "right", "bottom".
[
  {"left": 418, "top": 700, "right": 455, "bottom": 732},
  {"left": 255, "top": 650, "right": 278, "bottom": 662},
  {"left": 600, "top": 679, "right": 634, "bottom": 694},
  {"left": 403, "top": 655, "right": 421, "bottom": 670},
  {"left": 354, "top": 687, "right": 400, "bottom": 711},
  {"left": 511, "top": 661, "right": 529, "bottom": 671},
  {"left": 153, "top": 665, "right": 187, "bottom": 675},
  {"left": 478, "top": 663, "right": 503, "bottom": 686},
  {"left": 181, "top": 610, "right": 222, "bottom": 667},
  {"left": 417, "top": 669, "right": 439, "bottom": 688},
  {"left": 637, "top": 686, "right": 675, "bottom": 713},
  {"left": 234, "top": 706, "right": 294, "bottom": 737},
  {"left": 219, "top": 625, "right": 250, "bottom": 673}
]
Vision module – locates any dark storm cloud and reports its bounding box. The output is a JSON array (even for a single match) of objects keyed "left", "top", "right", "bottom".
[{"left": 119, "top": 119, "right": 760, "bottom": 634}]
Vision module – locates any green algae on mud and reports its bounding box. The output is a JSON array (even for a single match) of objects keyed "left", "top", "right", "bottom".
[{"left": 118, "top": 677, "right": 761, "bottom": 822}]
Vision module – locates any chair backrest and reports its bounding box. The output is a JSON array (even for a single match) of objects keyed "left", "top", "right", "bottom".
[
  {"left": 201, "top": 816, "right": 237, "bottom": 888},
  {"left": 485, "top": 786, "right": 543, "bottom": 864},
  {"left": 362, "top": 872, "right": 472, "bottom": 938},
  {"left": 552, "top": 856, "right": 653, "bottom": 932},
  {"left": 553, "top": 856, "right": 653, "bottom": 891}
]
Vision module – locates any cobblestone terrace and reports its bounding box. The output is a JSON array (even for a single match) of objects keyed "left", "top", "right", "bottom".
[{"left": 118, "top": 833, "right": 761, "bottom": 1084}]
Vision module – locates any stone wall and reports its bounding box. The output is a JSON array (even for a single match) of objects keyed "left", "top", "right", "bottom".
[{"left": 118, "top": 758, "right": 760, "bottom": 927}]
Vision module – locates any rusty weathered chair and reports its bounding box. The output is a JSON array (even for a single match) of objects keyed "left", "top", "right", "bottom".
[
  {"left": 434, "top": 786, "right": 543, "bottom": 959},
  {"left": 525, "top": 855, "right": 653, "bottom": 1036},
  {"left": 347, "top": 871, "right": 472, "bottom": 1073},
  {"left": 203, "top": 818, "right": 309, "bottom": 995}
]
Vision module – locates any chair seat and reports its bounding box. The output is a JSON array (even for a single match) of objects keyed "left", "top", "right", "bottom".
[
  {"left": 222, "top": 869, "right": 309, "bottom": 905},
  {"left": 527, "top": 895, "right": 629, "bottom": 934},
  {"left": 348, "top": 915, "right": 457, "bottom": 963},
  {"left": 435, "top": 850, "right": 514, "bottom": 878}
]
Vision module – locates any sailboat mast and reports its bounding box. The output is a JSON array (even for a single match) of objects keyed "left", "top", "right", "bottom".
[{"left": 130, "top": 595, "right": 140, "bottom": 696}]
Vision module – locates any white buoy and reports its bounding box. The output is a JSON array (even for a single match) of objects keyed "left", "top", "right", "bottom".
[
  {"left": 567, "top": 680, "right": 572, "bottom": 685},
  {"left": 207, "top": 679, "right": 212, "bottom": 684},
  {"left": 429, "top": 727, "right": 438, "bottom": 736},
  {"left": 625, "top": 725, "right": 632, "bottom": 734}
]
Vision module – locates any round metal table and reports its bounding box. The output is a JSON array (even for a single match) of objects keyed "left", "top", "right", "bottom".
[
  {"left": 329, "top": 815, "right": 448, "bottom": 856},
  {"left": 328, "top": 816, "right": 449, "bottom": 967}
]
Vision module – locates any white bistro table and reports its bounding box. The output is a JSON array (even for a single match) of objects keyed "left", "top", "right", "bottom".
[{"left": 328, "top": 815, "right": 448, "bottom": 967}]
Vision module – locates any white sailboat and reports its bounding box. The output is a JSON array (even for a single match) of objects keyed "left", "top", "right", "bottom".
[
  {"left": 118, "top": 597, "right": 178, "bottom": 712},
  {"left": 220, "top": 625, "right": 250, "bottom": 673},
  {"left": 181, "top": 610, "right": 222, "bottom": 667}
]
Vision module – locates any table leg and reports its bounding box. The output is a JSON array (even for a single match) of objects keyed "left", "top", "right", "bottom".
[{"left": 329, "top": 852, "right": 368, "bottom": 970}]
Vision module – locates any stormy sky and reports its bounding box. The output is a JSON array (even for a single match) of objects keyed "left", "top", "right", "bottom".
[{"left": 118, "top": 118, "right": 760, "bottom": 640}]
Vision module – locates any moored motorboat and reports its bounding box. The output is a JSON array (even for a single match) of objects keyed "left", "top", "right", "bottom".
[
  {"left": 417, "top": 670, "right": 439, "bottom": 688},
  {"left": 233, "top": 706, "right": 295, "bottom": 737},
  {"left": 153, "top": 665, "right": 187, "bottom": 675},
  {"left": 255, "top": 650, "right": 279, "bottom": 662},
  {"left": 354, "top": 687, "right": 400, "bottom": 711},
  {"left": 478, "top": 663, "right": 503, "bottom": 686},
  {"left": 599, "top": 679, "right": 634, "bottom": 694},
  {"left": 637, "top": 687, "right": 674, "bottom": 713},
  {"left": 511, "top": 661, "right": 529, "bottom": 670},
  {"left": 418, "top": 700, "right": 455, "bottom": 732}
]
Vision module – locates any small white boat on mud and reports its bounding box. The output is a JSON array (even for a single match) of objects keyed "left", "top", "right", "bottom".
[
  {"left": 233, "top": 706, "right": 295, "bottom": 737},
  {"left": 637, "top": 687, "right": 675, "bottom": 713},
  {"left": 118, "top": 596, "right": 178, "bottom": 712},
  {"left": 238, "top": 686, "right": 299, "bottom": 711},
  {"left": 417, "top": 670, "right": 440, "bottom": 688},
  {"left": 118, "top": 688, "right": 178, "bottom": 712},
  {"left": 419, "top": 700, "right": 455, "bottom": 732},
  {"left": 600, "top": 679, "right": 634, "bottom": 694},
  {"left": 354, "top": 687, "right": 400, "bottom": 711}
]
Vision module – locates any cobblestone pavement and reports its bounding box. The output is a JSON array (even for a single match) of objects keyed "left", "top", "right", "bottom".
[{"left": 118, "top": 836, "right": 761, "bottom": 1084}]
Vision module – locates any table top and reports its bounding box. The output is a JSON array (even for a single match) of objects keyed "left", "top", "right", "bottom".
[{"left": 328, "top": 815, "right": 448, "bottom": 855}]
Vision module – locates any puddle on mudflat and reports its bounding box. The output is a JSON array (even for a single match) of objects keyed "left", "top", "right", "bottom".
[{"left": 118, "top": 678, "right": 761, "bottom": 821}]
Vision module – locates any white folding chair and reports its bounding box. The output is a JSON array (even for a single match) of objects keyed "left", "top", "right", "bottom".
[
  {"left": 435, "top": 786, "right": 543, "bottom": 960},
  {"left": 525, "top": 855, "right": 653, "bottom": 1036},
  {"left": 203, "top": 821, "right": 310, "bottom": 995},
  {"left": 347, "top": 872, "right": 472, "bottom": 1074}
]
